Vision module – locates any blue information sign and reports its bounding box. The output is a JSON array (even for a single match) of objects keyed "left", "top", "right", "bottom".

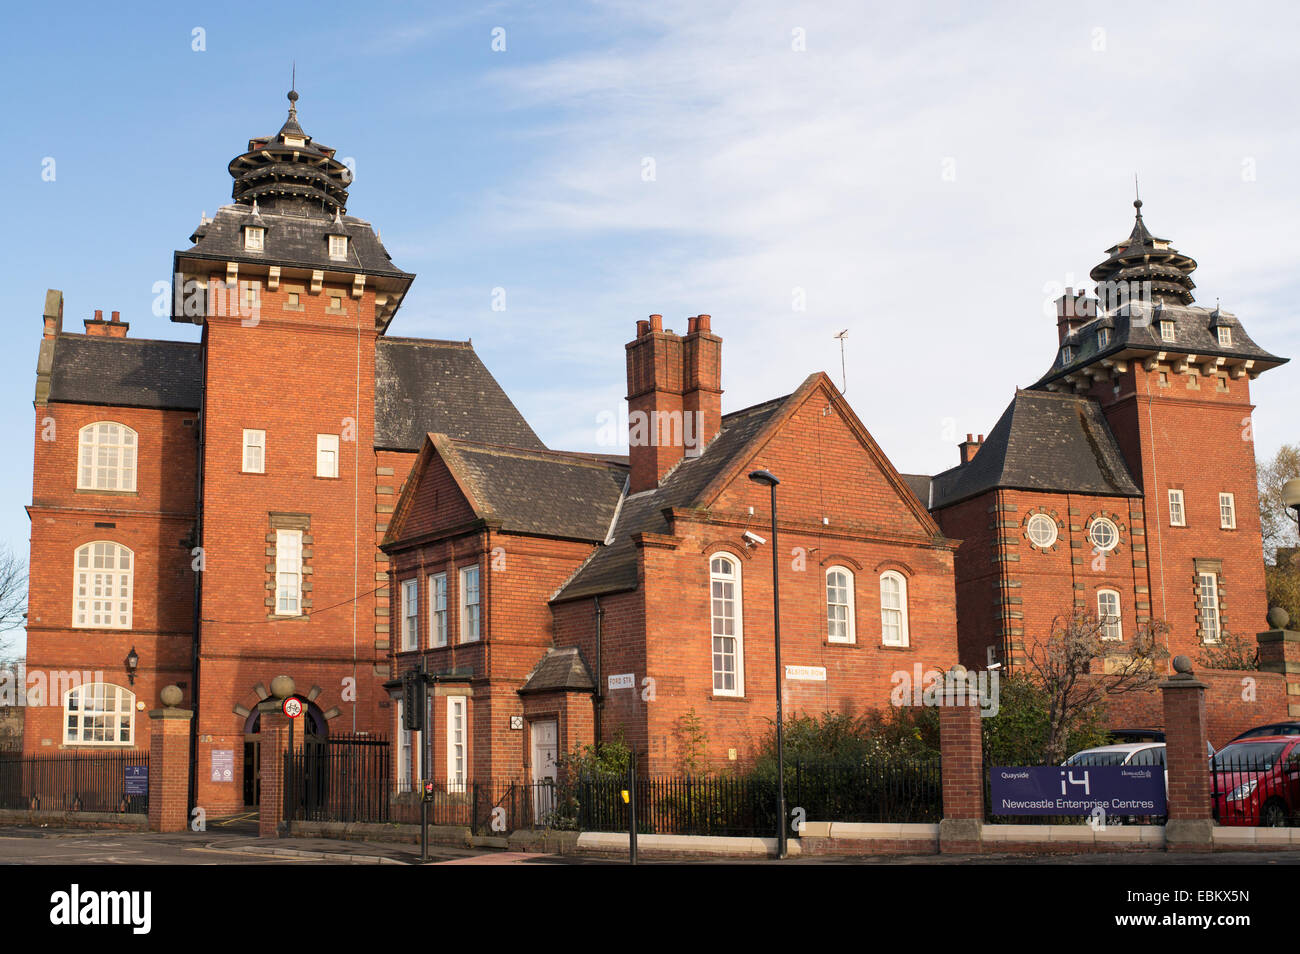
[
  {"left": 124, "top": 765, "right": 148, "bottom": 796},
  {"left": 990, "top": 765, "right": 1165, "bottom": 816}
]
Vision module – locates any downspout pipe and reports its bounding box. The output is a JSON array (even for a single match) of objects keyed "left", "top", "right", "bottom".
[{"left": 594, "top": 595, "right": 604, "bottom": 753}]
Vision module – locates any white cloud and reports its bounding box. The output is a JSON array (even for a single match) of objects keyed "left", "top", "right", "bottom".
[{"left": 442, "top": 2, "right": 1300, "bottom": 472}]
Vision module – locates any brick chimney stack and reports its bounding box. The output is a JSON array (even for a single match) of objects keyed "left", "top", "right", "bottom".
[
  {"left": 1056, "top": 288, "right": 1096, "bottom": 344},
  {"left": 959, "top": 433, "right": 984, "bottom": 464},
  {"left": 83, "top": 308, "right": 130, "bottom": 338},
  {"left": 626, "top": 314, "right": 723, "bottom": 494},
  {"left": 42, "top": 289, "right": 63, "bottom": 339}
]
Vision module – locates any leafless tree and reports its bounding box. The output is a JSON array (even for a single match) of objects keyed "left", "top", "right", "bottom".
[
  {"left": 0, "top": 544, "right": 28, "bottom": 656},
  {"left": 1022, "top": 609, "right": 1170, "bottom": 764}
]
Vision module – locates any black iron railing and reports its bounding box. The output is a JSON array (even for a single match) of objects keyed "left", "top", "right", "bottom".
[
  {"left": 283, "top": 750, "right": 943, "bottom": 836},
  {"left": 0, "top": 750, "right": 149, "bottom": 814}
]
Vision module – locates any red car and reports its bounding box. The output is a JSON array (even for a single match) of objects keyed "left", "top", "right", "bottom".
[{"left": 1211, "top": 736, "right": 1300, "bottom": 827}]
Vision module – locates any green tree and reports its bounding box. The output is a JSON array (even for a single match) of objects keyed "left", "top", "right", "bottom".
[
  {"left": 672, "top": 707, "right": 710, "bottom": 774},
  {"left": 1266, "top": 562, "right": 1300, "bottom": 625},
  {"left": 981, "top": 671, "right": 1111, "bottom": 766}
]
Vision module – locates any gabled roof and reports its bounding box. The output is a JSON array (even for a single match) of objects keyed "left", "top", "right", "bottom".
[
  {"left": 929, "top": 390, "right": 1141, "bottom": 510},
  {"left": 47, "top": 335, "right": 202, "bottom": 411},
  {"left": 384, "top": 434, "right": 628, "bottom": 547},
  {"left": 552, "top": 373, "right": 944, "bottom": 603},
  {"left": 375, "top": 338, "right": 545, "bottom": 452},
  {"left": 518, "top": 647, "right": 596, "bottom": 695}
]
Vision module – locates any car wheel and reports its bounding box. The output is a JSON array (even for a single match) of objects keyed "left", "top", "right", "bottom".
[{"left": 1261, "top": 799, "right": 1288, "bottom": 828}]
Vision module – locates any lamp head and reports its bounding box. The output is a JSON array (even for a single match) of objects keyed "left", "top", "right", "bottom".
[
  {"left": 748, "top": 469, "right": 779, "bottom": 488},
  {"left": 1282, "top": 477, "right": 1300, "bottom": 511}
]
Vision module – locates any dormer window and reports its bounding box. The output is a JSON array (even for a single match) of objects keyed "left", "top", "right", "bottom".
[
  {"left": 1217, "top": 326, "right": 1232, "bottom": 347},
  {"left": 1160, "top": 320, "right": 1176, "bottom": 342},
  {"left": 328, "top": 235, "right": 348, "bottom": 260},
  {"left": 1061, "top": 346, "right": 1074, "bottom": 364},
  {"left": 1097, "top": 328, "right": 1110, "bottom": 348},
  {"left": 244, "top": 226, "right": 264, "bottom": 251}
]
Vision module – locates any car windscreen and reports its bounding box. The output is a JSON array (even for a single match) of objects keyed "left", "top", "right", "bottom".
[
  {"left": 1212, "top": 742, "right": 1285, "bottom": 770},
  {"left": 1064, "top": 751, "right": 1130, "bottom": 766}
]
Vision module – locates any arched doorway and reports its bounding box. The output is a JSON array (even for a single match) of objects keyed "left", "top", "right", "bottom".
[{"left": 242, "top": 694, "right": 327, "bottom": 807}]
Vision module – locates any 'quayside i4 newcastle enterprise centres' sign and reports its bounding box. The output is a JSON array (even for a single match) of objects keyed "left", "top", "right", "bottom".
[{"left": 990, "top": 766, "right": 1166, "bottom": 816}]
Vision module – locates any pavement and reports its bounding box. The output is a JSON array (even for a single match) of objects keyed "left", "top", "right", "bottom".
[{"left": 4, "top": 823, "right": 1300, "bottom": 865}]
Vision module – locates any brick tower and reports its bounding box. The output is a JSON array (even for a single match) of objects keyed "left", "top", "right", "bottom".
[
  {"left": 173, "top": 90, "right": 415, "bottom": 814},
  {"left": 1037, "top": 200, "right": 1287, "bottom": 656}
]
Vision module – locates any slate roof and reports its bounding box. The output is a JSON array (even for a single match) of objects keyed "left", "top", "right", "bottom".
[
  {"left": 899, "top": 473, "right": 932, "bottom": 508},
  {"left": 1036, "top": 300, "right": 1286, "bottom": 387},
  {"left": 375, "top": 338, "right": 545, "bottom": 452},
  {"left": 47, "top": 335, "right": 202, "bottom": 410},
  {"left": 552, "top": 395, "right": 788, "bottom": 602},
  {"left": 928, "top": 390, "right": 1141, "bottom": 510},
  {"left": 437, "top": 439, "right": 628, "bottom": 541},
  {"left": 518, "top": 647, "right": 596, "bottom": 694},
  {"left": 184, "top": 203, "right": 412, "bottom": 280}
]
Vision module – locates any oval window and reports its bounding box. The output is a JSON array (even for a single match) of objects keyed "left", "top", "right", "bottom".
[
  {"left": 1088, "top": 518, "right": 1119, "bottom": 552},
  {"left": 1026, "top": 514, "right": 1058, "bottom": 548}
]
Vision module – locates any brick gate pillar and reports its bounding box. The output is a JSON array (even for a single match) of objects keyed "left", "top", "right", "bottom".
[
  {"left": 257, "top": 699, "right": 293, "bottom": 839},
  {"left": 938, "top": 666, "right": 983, "bottom": 853},
  {"left": 148, "top": 685, "right": 193, "bottom": 833},
  {"left": 1160, "top": 655, "right": 1213, "bottom": 851},
  {"left": 1257, "top": 612, "right": 1300, "bottom": 719}
]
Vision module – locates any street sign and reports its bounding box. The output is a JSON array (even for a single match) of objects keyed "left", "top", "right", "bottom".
[
  {"left": 282, "top": 697, "right": 303, "bottom": 718},
  {"left": 607, "top": 673, "right": 635, "bottom": 691},
  {"left": 785, "top": 665, "right": 826, "bottom": 682},
  {"left": 990, "top": 765, "right": 1166, "bottom": 816},
  {"left": 124, "top": 765, "right": 148, "bottom": 795}
]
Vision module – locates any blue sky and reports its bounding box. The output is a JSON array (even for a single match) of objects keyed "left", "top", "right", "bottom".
[{"left": 2, "top": 1, "right": 1298, "bottom": 656}]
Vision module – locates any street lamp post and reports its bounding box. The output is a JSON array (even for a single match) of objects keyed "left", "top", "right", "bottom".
[
  {"left": 1283, "top": 478, "right": 1300, "bottom": 530},
  {"left": 748, "top": 468, "right": 786, "bottom": 860}
]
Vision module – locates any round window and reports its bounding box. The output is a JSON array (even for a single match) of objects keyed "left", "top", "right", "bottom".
[
  {"left": 1088, "top": 518, "right": 1119, "bottom": 552},
  {"left": 1026, "top": 514, "right": 1058, "bottom": 548}
]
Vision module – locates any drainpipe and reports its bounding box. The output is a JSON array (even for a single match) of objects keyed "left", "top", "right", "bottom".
[
  {"left": 188, "top": 325, "right": 208, "bottom": 818},
  {"left": 594, "top": 596, "right": 604, "bottom": 752}
]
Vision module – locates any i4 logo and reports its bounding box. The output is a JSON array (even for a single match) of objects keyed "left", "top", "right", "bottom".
[{"left": 1059, "top": 769, "right": 1091, "bottom": 795}]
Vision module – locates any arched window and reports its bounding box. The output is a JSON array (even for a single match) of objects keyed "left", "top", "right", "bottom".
[
  {"left": 710, "top": 553, "right": 744, "bottom": 697},
  {"left": 78, "top": 422, "right": 137, "bottom": 492},
  {"left": 73, "top": 542, "right": 133, "bottom": 629},
  {"left": 826, "top": 566, "right": 855, "bottom": 643},
  {"left": 1097, "top": 589, "right": 1122, "bottom": 640},
  {"left": 64, "top": 682, "right": 135, "bottom": 745},
  {"left": 880, "top": 571, "right": 909, "bottom": 646}
]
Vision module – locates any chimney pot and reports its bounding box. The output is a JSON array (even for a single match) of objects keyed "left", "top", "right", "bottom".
[
  {"left": 636, "top": 319, "right": 650, "bottom": 337},
  {"left": 966, "top": 433, "right": 973, "bottom": 442},
  {"left": 696, "top": 314, "right": 711, "bottom": 332},
  {"left": 94, "top": 309, "right": 103, "bottom": 321},
  {"left": 648, "top": 314, "right": 663, "bottom": 333},
  {"left": 687, "top": 316, "right": 697, "bottom": 335},
  {"left": 111, "top": 311, "right": 120, "bottom": 322}
]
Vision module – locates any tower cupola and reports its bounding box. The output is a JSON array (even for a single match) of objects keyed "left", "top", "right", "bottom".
[
  {"left": 1089, "top": 199, "right": 1198, "bottom": 305},
  {"left": 227, "top": 89, "right": 354, "bottom": 215}
]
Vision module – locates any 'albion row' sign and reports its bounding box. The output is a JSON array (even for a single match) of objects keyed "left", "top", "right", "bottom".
[{"left": 990, "top": 766, "right": 1166, "bottom": 816}]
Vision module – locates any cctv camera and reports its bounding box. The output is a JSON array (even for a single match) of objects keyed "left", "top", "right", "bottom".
[{"left": 742, "top": 530, "right": 766, "bottom": 547}]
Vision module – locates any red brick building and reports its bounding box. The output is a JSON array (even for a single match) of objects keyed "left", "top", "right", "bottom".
[
  {"left": 907, "top": 201, "right": 1288, "bottom": 739},
  {"left": 23, "top": 92, "right": 543, "bottom": 815},
  {"left": 384, "top": 314, "right": 960, "bottom": 781}
]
